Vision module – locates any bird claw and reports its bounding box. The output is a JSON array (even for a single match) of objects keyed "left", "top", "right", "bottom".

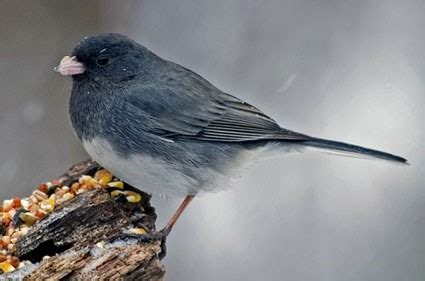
[{"left": 109, "top": 228, "right": 170, "bottom": 259}]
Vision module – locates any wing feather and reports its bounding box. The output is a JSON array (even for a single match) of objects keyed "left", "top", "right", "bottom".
[{"left": 124, "top": 68, "right": 311, "bottom": 142}]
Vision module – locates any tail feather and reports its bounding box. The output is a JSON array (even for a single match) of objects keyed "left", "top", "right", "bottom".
[{"left": 301, "top": 138, "right": 408, "bottom": 164}]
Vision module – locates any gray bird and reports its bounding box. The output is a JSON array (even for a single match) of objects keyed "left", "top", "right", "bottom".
[{"left": 55, "top": 33, "right": 407, "bottom": 243}]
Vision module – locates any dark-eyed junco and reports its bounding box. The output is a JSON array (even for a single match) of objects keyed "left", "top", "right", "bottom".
[{"left": 55, "top": 33, "right": 407, "bottom": 240}]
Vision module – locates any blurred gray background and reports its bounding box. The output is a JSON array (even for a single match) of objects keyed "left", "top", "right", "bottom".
[{"left": 0, "top": 1, "right": 423, "bottom": 280}]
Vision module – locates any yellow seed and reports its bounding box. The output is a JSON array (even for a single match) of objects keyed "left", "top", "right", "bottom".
[
  {"left": 96, "top": 241, "right": 105, "bottom": 248},
  {"left": 94, "top": 169, "right": 113, "bottom": 185},
  {"left": 19, "top": 212, "right": 38, "bottom": 226},
  {"left": 107, "top": 181, "right": 124, "bottom": 189},
  {"left": 79, "top": 175, "right": 97, "bottom": 186},
  {"left": 79, "top": 175, "right": 90, "bottom": 183},
  {"left": 110, "top": 190, "right": 124, "bottom": 198},
  {"left": 124, "top": 191, "right": 142, "bottom": 203},
  {"left": 40, "top": 195, "right": 55, "bottom": 213},
  {"left": 0, "top": 261, "right": 15, "bottom": 273},
  {"left": 62, "top": 192, "right": 75, "bottom": 202},
  {"left": 129, "top": 228, "right": 147, "bottom": 235}
]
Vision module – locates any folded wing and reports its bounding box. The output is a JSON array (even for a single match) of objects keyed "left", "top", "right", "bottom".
[{"left": 125, "top": 85, "right": 311, "bottom": 143}]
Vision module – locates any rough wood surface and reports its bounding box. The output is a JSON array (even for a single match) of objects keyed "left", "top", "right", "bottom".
[{"left": 2, "top": 160, "right": 165, "bottom": 281}]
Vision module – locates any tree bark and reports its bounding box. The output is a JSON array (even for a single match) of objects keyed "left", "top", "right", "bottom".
[{"left": 2, "top": 160, "right": 165, "bottom": 281}]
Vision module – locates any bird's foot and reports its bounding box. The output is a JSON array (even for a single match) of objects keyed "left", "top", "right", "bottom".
[{"left": 109, "top": 227, "right": 170, "bottom": 260}]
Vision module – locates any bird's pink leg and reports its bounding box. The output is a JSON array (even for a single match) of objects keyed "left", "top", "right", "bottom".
[{"left": 162, "top": 194, "right": 194, "bottom": 235}]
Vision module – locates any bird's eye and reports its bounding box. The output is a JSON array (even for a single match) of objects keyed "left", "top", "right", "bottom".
[{"left": 96, "top": 56, "right": 110, "bottom": 66}]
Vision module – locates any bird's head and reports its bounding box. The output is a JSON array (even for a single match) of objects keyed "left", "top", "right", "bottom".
[{"left": 55, "top": 33, "right": 153, "bottom": 84}]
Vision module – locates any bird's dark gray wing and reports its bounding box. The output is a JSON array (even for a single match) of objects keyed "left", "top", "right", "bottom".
[{"left": 124, "top": 85, "right": 312, "bottom": 143}]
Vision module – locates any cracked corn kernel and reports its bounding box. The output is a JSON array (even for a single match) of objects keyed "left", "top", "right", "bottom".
[
  {"left": 40, "top": 196, "right": 55, "bottom": 213},
  {"left": 79, "top": 175, "right": 90, "bottom": 183},
  {"left": 19, "top": 212, "right": 38, "bottom": 226},
  {"left": 107, "top": 181, "right": 124, "bottom": 189},
  {"left": 110, "top": 190, "right": 124, "bottom": 198},
  {"left": 124, "top": 191, "right": 142, "bottom": 203},
  {"left": 94, "top": 169, "right": 113, "bottom": 185},
  {"left": 71, "top": 182, "right": 80, "bottom": 193},
  {"left": 0, "top": 261, "right": 15, "bottom": 273},
  {"left": 79, "top": 175, "right": 97, "bottom": 186},
  {"left": 62, "top": 192, "right": 74, "bottom": 201},
  {"left": 129, "top": 228, "right": 147, "bottom": 235},
  {"left": 0, "top": 166, "right": 144, "bottom": 274}
]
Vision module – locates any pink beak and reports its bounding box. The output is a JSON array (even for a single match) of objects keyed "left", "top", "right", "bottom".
[{"left": 54, "top": 56, "right": 85, "bottom": 76}]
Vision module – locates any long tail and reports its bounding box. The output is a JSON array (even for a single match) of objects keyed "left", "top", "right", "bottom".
[{"left": 300, "top": 138, "right": 408, "bottom": 164}]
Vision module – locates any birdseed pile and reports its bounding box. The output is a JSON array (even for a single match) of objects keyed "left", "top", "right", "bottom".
[{"left": 0, "top": 169, "right": 143, "bottom": 274}]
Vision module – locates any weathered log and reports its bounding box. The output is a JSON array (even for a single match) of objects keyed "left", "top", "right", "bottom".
[{"left": 2, "top": 160, "right": 165, "bottom": 280}]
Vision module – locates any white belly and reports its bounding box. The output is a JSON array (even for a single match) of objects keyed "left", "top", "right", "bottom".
[
  {"left": 82, "top": 138, "right": 300, "bottom": 197},
  {"left": 82, "top": 138, "right": 203, "bottom": 197}
]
